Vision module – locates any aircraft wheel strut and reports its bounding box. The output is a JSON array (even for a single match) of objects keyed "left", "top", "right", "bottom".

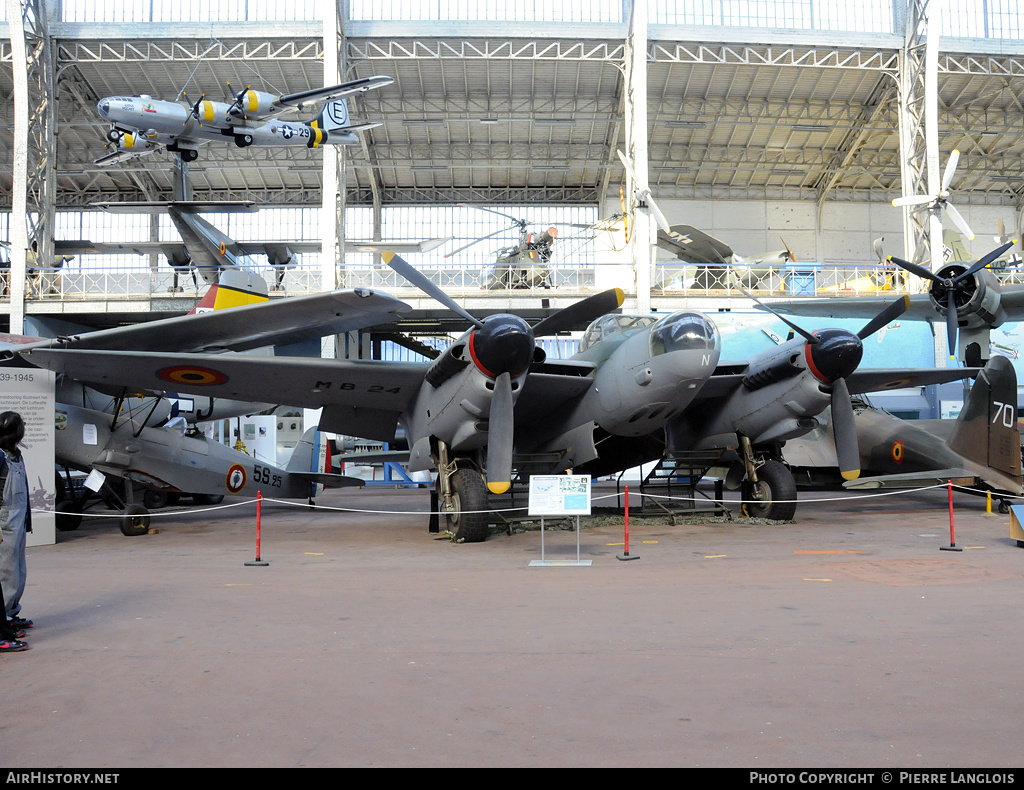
[
  {"left": 445, "top": 468, "right": 490, "bottom": 543},
  {"left": 121, "top": 504, "right": 151, "bottom": 537},
  {"left": 741, "top": 459, "right": 797, "bottom": 521}
]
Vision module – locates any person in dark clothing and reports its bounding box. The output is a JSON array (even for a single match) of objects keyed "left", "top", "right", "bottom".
[{"left": 0, "top": 412, "right": 32, "bottom": 636}]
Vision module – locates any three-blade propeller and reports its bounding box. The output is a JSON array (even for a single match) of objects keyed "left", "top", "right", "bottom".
[
  {"left": 744, "top": 290, "right": 910, "bottom": 480},
  {"left": 892, "top": 149, "right": 975, "bottom": 242},
  {"left": 381, "top": 251, "right": 624, "bottom": 494},
  {"left": 887, "top": 241, "right": 1013, "bottom": 357}
]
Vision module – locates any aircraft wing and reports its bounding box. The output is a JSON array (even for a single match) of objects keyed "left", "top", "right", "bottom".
[
  {"left": 755, "top": 295, "right": 939, "bottom": 321},
  {"left": 686, "top": 363, "right": 979, "bottom": 404},
  {"left": 515, "top": 361, "right": 597, "bottom": 420},
  {"left": 277, "top": 75, "right": 394, "bottom": 109},
  {"left": 18, "top": 349, "right": 427, "bottom": 416},
  {"left": 843, "top": 469, "right": 976, "bottom": 490},
  {"left": 657, "top": 225, "right": 734, "bottom": 264},
  {"left": 846, "top": 368, "right": 980, "bottom": 394},
  {"left": 20, "top": 289, "right": 410, "bottom": 354},
  {"left": 54, "top": 240, "right": 187, "bottom": 259},
  {"left": 92, "top": 201, "right": 259, "bottom": 215},
  {"left": 93, "top": 148, "right": 157, "bottom": 167}
]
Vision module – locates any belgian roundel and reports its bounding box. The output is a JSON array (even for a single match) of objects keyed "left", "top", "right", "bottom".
[
  {"left": 226, "top": 464, "right": 247, "bottom": 494},
  {"left": 157, "top": 365, "right": 229, "bottom": 386},
  {"left": 891, "top": 440, "right": 904, "bottom": 464}
]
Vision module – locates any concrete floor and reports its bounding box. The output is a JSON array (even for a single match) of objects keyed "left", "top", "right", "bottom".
[{"left": 2, "top": 483, "right": 1023, "bottom": 768}]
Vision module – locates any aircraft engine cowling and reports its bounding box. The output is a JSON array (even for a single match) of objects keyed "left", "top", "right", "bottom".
[
  {"left": 237, "top": 90, "right": 279, "bottom": 116},
  {"left": 928, "top": 264, "right": 1006, "bottom": 330},
  {"left": 113, "top": 132, "right": 152, "bottom": 153}
]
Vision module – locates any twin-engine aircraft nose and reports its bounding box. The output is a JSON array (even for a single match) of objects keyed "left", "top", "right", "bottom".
[
  {"left": 469, "top": 315, "right": 535, "bottom": 379},
  {"left": 805, "top": 328, "right": 863, "bottom": 383}
]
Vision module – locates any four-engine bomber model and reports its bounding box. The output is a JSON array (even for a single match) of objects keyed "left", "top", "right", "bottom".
[{"left": 94, "top": 75, "right": 393, "bottom": 165}]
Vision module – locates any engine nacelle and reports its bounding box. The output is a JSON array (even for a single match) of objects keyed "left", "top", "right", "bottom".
[
  {"left": 236, "top": 90, "right": 279, "bottom": 117},
  {"left": 193, "top": 100, "right": 232, "bottom": 124},
  {"left": 115, "top": 132, "right": 152, "bottom": 153},
  {"left": 929, "top": 264, "right": 1006, "bottom": 330}
]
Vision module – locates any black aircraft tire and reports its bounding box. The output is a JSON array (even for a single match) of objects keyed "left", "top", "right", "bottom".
[
  {"left": 742, "top": 460, "right": 797, "bottom": 521},
  {"left": 121, "top": 504, "right": 151, "bottom": 537},
  {"left": 192, "top": 494, "right": 224, "bottom": 506},
  {"left": 55, "top": 501, "right": 82, "bottom": 532},
  {"left": 143, "top": 489, "right": 170, "bottom": 509},
  {"left": 445, "top": 468, "right": 490, "bottom": 543}
]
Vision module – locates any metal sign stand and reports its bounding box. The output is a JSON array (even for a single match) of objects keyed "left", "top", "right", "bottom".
[{"left": 527, "top": 475, "right": 592, "bottom": 567}]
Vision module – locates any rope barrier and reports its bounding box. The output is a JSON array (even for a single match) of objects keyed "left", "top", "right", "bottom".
[{"left": 34, "top": 480, "right": 1020, "bottom": 520}]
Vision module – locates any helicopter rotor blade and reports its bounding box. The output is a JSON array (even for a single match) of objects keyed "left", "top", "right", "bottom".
[{"left": 443, "top": 225, "right": 518, "bottom": 259}]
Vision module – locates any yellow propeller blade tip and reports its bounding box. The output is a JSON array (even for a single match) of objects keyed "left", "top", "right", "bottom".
[
  {"left": 380, "top": 250, "right": 395, "bottom": 264},
  {"left": 841, "top": 470, "right": 861, "bottom": 481},
  {"left": 488, "top": 482, "right": 510, "bottom": 495},
  {"left": 613, "top": 287, "right": 625, "bottom": 306}
]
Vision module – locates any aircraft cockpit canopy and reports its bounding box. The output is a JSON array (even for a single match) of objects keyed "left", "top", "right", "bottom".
[
  {"left": 578, "top": 314, "right": 658, "bottom": 353},
  {"left": 648, "top": 311, "right": 719, "bottom": 356}
]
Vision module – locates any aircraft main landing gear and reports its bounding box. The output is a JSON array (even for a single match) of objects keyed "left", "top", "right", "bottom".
[
  {"left": 738, "top": 435, "right": 797, "bottom": 521},
  {"left": 437, "top": 441, "right": 491, "bottom": 542}
]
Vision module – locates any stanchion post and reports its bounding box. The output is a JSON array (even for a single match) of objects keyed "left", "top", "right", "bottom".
[
  {"left": 618, "top": 484, "right": 639, "bottom": 561},
  {"left": 941, "top": 479, "right": 962, "bottom": 552},
  {"left": 245, "top": 490, "right": 270, "bottom": 566}
]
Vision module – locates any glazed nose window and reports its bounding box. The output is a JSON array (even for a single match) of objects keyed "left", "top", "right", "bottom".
[{"left": 649, "top": 312, "right": 718, "bottom": 356}]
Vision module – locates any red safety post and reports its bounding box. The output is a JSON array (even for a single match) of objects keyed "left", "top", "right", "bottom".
[
  {"left": 940, "top": 479, "right": 962, "bottom": 552},
  {"left": 245, "top": 490, "right": 270, "bottom": 566},
  {"left": 617, "top": 484, "right": 639, "bottom": 561}
]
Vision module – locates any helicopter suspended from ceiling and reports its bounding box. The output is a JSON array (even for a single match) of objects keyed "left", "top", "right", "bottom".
[{"left": 444, "top": 206, "right": 562, "bottom": 290}]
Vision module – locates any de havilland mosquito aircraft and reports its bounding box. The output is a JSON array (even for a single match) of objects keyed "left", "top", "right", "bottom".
[
  {"left": 94, "top": 75, "right": 393, "bottom": 165},
  {"left": 8, "top": 251, "right": 983, "bottom": 542}
]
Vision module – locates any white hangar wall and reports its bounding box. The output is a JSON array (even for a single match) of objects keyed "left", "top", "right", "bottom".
[{"left": 600, "top": 197, "right": 1022, "bottom": 267}]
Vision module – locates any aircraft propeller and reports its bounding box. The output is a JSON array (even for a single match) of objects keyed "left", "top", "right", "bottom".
[
  {"left": 892, "top": 148, "right": 975, "bottom": 242},
  {"left": 226, "top": 83, "right": 252, "bottom": 119},
  {"left": 617, "top": 149, "right": 671, "bottom": 234},
  {"left": 887, "top": 240, "right": 1013, "bottom": 357},
  {"left": 743, "top": 289, "right": 910, "bottom": 480},
  {"left": 780, "top": 237, "right": 798, "bottom": 263},
  {"left": 183, "top": 93, "right": 207, "bottom": 127},
  {"left": 381, "top": 250, "right": 624, "bottom": 494}
]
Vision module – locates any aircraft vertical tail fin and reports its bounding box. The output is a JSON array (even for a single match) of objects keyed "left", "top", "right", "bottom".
[
  {"left": 312, "top": 99, "right": 351, "bottom": 131},
  {"left": 286, "top": 426, "right": 349, "bottom": 496},
  {"left": 187, "top": 269, "right": 270, "bottom": 315},
  {"left": 946, "top": 356, "right": 1022, "bottom": 480},
  {"left": 286, "top": 427, "right": 331, "bottom": 476},
  {"left": 943, "top": 229, "right": 973, "bottom": 264}
]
